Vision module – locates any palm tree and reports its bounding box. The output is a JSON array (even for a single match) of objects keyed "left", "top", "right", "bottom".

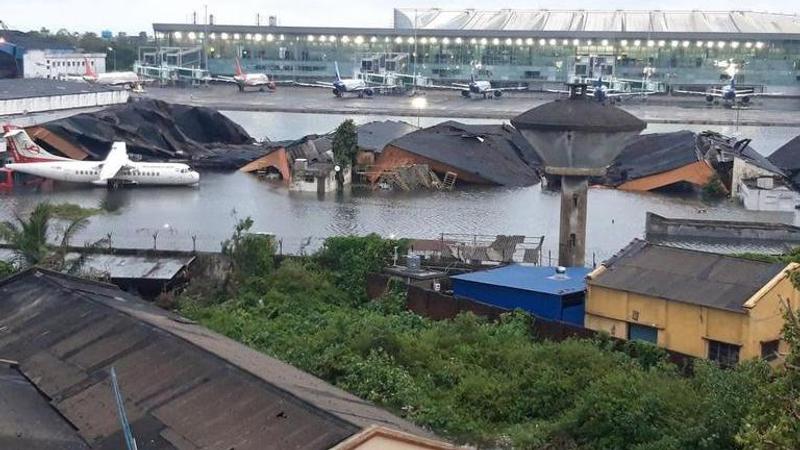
[{"left": 0, "top": 203, "right": 92, "bottom": 270}]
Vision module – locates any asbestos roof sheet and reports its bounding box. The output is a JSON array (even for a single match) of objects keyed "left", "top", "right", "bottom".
[
  {"left": 591, "top": 239, "right": 787, "bottom": 312},
  {"left": 394, "top": 9, "right": 800, "bottom": 35},
  {"left": 0, "top": 269, "right": 433, "bottom": 449},
  {"left": 357, "top": 120, "right": 418, "bottom": 153},
  {"left": 387, "top": 121, "right": 541, "bottom": 186}
]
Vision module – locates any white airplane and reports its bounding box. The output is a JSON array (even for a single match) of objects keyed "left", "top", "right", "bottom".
[
  {"left": 548, "top": 77, "right": 656, "bottom": 104},
  {"left": 216, "top": 58, "right": 277, "bottom": 92},
  {"left": 298, "top": 62, "right": 397, "bottom": 98},
  {"left": 3, "top": 129, "right": 199, "bottom": 187},
  {"left": 83, "top": 57, "right": 140, "bottom": 88},
  {"left": 434, "top": 74, "right": 528, "bottom": 99},
  {"left": 675, "top": 77, "right": 781, "bottom": 106}
]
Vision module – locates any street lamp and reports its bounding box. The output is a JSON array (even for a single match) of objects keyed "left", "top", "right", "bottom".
[
  {"left": 107, "top": 46, "right": 115, "bottom": 71},
  {"left": 411, "top": 96, "right": 427, "bottom": 127}
]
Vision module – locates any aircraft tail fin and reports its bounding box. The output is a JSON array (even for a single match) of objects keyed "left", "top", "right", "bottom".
[
  {"left": 3, "top": 126, "right": 69, "bottom": 163},
  {"left": 334, "top": 62, "right": 341, "bottom": 81},
  {"left": 234, "top": 57, "right": 244, "bottom": 76}
]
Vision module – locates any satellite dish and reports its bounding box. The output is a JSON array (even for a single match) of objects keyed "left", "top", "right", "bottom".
[{"left": 334, "top": 165, "right": 341, "bottom": 172}]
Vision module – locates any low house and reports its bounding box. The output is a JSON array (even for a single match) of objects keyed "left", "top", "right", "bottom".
[
  {"left": 355, "top": 120, "right": 418, "bottom": 166},
  {"left": 586, "top": 239, "right": 798, "bottom": 364},
  {"left": 370, "top": 121, "right": 541, "bottom": 187},
  {"left": 605, "top": 131, "right": 717, "bottom": 192},
  {"left": 0, "top": 269, "right": 450, "bottom": 449},
  {"left": 451, "top": 265, "right": 590, "bottom": 326},
  {"left": 240, "top": 134, "right": 352, "bottom": 193},
  {"left": 738, "top": 175, "right": 800, "bottom": 212}
]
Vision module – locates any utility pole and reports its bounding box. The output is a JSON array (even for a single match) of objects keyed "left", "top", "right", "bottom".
[{"left": 412, "top": 9, "right": 418, "bottom": 93}]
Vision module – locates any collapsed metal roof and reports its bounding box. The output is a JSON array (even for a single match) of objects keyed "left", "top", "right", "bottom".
[
  {"left": 606, "top": 130, "right": 701, "bottom": 185},
  {"left": 0, "top": 269, "right": 431, "bottom": 449},
  {"left": 590, "top": 239, "right": 787, "bottom": 313},
  {"left": 394, "top": 9, "right": 800, "bottom": 36},
  {"left": 386, "top": 121, "right": 542, "bottom": 186}
]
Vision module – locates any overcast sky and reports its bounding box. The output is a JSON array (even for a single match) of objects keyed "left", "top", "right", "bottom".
[{"left": 5, "top": 0, "right": 799, "bottom": 34}]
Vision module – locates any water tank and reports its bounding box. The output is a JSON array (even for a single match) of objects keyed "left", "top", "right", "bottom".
[
  {"left": 268, "top": 16, "right": 278, "bottom": 26},
  {"left": 407, "top": 255, "right": 421, "bottom": 271}
]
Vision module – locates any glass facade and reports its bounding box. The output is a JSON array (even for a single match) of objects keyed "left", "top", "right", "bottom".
[{"left": 155, "top": 28, "right": 800, "bottom": 88}]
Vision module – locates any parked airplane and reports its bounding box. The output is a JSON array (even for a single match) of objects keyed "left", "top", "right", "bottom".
[
  {"left": 216, "top": 58, "right": 277, "bottom": 92},
  {"left": 548, "top": 77, "right": 655, "bottom": 104},
  {"left": 4, "top": 129, "right": 199, "bottom": 186},
  {"left": 298, "top": 62, "right": 397, "bottom": 98},
  {"left": 675, "top": 77, "right": 780, "bottom": 106},
  {"left": 83, "top": 58, "right": 140, "bottom": 88},
  {"left": 435, "top": 75, "right": 528, "bottom": 99}
]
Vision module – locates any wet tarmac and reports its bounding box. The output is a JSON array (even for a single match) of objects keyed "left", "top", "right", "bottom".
[{"left": 142, "top": 84, "right": 800, "bottom": 127}]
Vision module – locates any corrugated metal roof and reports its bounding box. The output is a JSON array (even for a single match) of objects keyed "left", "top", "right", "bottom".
[
  {"left": 452, "top": 264, "right": 590, "bottom": 295},
  {"left": 357, "top": 120, "right": 418, "bottom": 153},
  {"left": 395, "top": 9, "right": 800, "bottom": 35},
  {"left": 590, "top": 239, "right": 787, "bottom": 313},
  {"left": 0, "top": 269, "right": 433, "bottom": 449},
  {"left": 62, "top": 253, "right": 194, "bottom": 281},
  {"left": 606, "top": 130, "right": 701, "bottom": 184}
]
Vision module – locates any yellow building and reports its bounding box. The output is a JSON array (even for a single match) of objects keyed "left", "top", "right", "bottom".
[{"left": 585, "top": 240, "right": 798, "bottom": 364}]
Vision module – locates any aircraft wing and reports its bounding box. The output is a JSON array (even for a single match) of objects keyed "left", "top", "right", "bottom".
[
  {"left": 485, "top": 86, "right": 528, "bottom": 93},
  {"left": 675, "top": 89, "right": 723, "bottom": 98},
  {"left": 212, "top": 76, "right": 238, "bottom": 84},
  {"left": 545, "top": 89, "right": 570, "bottom": 94},
  {"left": 427, "top": 84, "right": 466, "bottom": 91},
  {"left": 740, "top": 91, "right": 784, "bottom": 97},
  {"left": 98, "top": 142, "right": 129, "bottom": 181},
  {"left": 606, "top": 90, "right": 657, "bottom": 98},
  {"left": 294, "top": 81, "right": 334, "bottom": 88}
]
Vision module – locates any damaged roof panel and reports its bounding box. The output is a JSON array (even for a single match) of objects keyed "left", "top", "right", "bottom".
[
  {"left": 606, "top": 130, "right": 702, "bottom": 185},
  {"left": 384, "top": 121, "right": 541, "bottom": 186}
]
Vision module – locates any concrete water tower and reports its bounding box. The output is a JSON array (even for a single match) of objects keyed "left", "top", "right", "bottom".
[{"left": 511, "top": 85, "right": 646, "bottom": 267}]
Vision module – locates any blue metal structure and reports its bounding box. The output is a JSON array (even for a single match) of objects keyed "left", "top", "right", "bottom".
[{"left": 451, "top": 265, "right": 590, "bottom": 326}]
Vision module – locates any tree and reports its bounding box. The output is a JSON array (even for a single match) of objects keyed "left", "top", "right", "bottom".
[
  {"left": 331, "top": 119, "right": 358, "bottom": 168},
  {"left": 0, "top": 203, "right": 98, "bottom": 270},
  {"left": 736, "top": 301, "right": 800, "bottom": 449}
]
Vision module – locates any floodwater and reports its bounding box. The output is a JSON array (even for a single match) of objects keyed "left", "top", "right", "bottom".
[{"left": 1, "top": 111, "right": 799, "bottom": 262}]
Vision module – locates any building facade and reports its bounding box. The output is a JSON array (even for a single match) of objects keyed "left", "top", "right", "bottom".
[
  {"left": 154, "top": 9, "right": 800, "bottom": 88},
  {"left": 23, "top": 50, "right": 106, "bottom": 79},
  {"left": 585, "top": 239, "right": 798, "bottom": 364}
]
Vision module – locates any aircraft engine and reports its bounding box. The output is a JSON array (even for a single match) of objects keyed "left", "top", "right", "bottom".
[
  {"left": 268, "top": 82, "right": 277, "bottom": 90},
  {"left": 461, "top": 90, "right": 470, "bottom": 97},
  {"left": 493, "top": 91, "right": 503, "bottom": 98},
  {"left": 740, "top": 96, "right": 750, "bottom": 104},
  {"left": 332, "top": 88, "right": 342, "bottom": 97},
  {"left": 705, "top": 95, "right": 714, "bottom": 103},
  {"left": 364, "top": 88, "right": 374, "bottom": 97}
]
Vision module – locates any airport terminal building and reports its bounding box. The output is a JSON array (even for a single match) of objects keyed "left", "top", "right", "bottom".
[{"left": 153, "top": 9, "right": 800, "bottom": 89}]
